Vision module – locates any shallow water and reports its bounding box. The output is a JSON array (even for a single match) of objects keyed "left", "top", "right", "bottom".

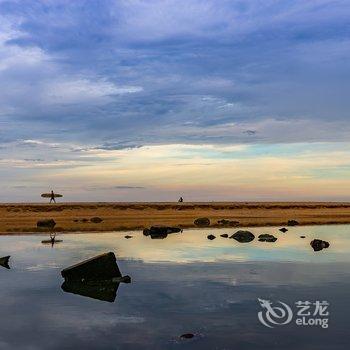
[{"left": 0, "top": 225, "right": 349, "bottom": 349}]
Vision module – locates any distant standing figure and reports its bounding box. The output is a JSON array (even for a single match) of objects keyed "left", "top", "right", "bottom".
[
  {"left": 178, "top": 197, "right": 183, "bottom": 203},
  {"left": 50, "top": 190, "right": 56, "bottom": 204}
]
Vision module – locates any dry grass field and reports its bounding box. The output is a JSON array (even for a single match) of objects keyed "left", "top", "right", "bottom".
[{"left": 1, "top": 202, "right": 350, "bottom": 234}]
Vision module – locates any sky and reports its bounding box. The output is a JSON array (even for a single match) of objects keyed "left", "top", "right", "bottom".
[{"left": 0, "top": 0, "right": 350, "bottom": 202}]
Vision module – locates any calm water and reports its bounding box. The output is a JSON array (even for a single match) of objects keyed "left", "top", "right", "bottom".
[{"left": 0, "top": 225, "right": 349, "bottom": 349}]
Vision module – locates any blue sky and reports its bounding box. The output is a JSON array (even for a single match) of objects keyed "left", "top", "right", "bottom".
[{"left": 0, "top": 0, "right": 350, "bottom": 201}]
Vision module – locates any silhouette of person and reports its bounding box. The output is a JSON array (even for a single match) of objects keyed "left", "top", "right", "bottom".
[
  {"left": 50, "top": 190, "right": 56, "bottom": 204},
  {"left": 178, "top": 197, "right": 183, "bottom": 203}
]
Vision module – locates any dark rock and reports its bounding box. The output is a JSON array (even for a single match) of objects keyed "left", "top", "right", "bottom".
[
  {"left": 217, "top": 219, "right": 240, "bottom": 227},
  {"left": 37, "top": 219, "right": 56, "bottom": 228},
  {"left": 287, "top": 220, "right": 299, "bottom": 226},
  {"left": 230, "top": 230, "right": 255, "bottom": 243},
  {"left": 258, "top": 234, "right": 277, "bottom": 242},
  {"left": 194, "top": 217, "right": 210, "bottom": 227},
  {"left": 119, "top": 275, "right": 132, "bottom": 283},
  {"left": 207, "top": 234, "right": 216, "bottom": 240},
  {"left": 180, "top": 333, "right": 194, "bottom": 339},
  {"left": 220, "top": 233, "right": 229, "bottom": 238},
  {"left": 82, "top": 218, "right": 88, "bottom": 222},
  {"left": 143, "top": 226, "right": 182, "bottom": 238},
  {"left": 61, "top": 252, "right": 125, "bottom": 282},
  {"left": 73, "top": 219, "right": 79, "bottom": 222},
  {"left": 279, "top": 228, "right": 288, "bottom": 233},
  {"left": 300, "top": 235, "right": 306, "bottom": 238},
  {"left": 310, "top": 239, "right": 330, "bottom": 252},
  {"left": 90, "top": 217, "right": 103, "bottom": 223},
  {"left": 124, "top": 235, "right": 133, "bottom": 239},
  {"left": 0, "top": 256, "right": 10, "bottom": 269}
]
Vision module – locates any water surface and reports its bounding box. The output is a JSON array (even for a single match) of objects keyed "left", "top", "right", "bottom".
[{"left": 0, "top": 225, "right": 349, "bottom": 349}]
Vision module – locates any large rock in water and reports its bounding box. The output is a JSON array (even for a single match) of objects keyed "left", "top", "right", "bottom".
[
  {"left": 258, "top": 234, "right": 277, "bottom": 242},
  {"left": 230, "top": 230, "right": 255, "bottom": 243},
  {"left": 310, "top": 239, "right": 330, "bottom": 252},
  {"left": 61, "top": 252, "right": 123, "bottom": 282},
  {"left": 194, "top": 217, "right": 210, "bottom": 227},
  {"left": 37, "top": 219, "right": 56, "bottom": 228}
]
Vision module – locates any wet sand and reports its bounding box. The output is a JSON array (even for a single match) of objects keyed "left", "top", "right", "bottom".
[{"left": 1, "top": 202, "right": 350, "bottom": 234}]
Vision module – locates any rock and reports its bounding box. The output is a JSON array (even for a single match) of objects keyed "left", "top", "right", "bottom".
[
  {"left": 300, "top": 235, "right": 306, "bottom": 238},
  {"left": 230, "top": 230, "right": 255, "bottom": 243},
  {"left": 143, "top": 226, "right": 182, "bottom": 238},
  {"left": 310, "top": 239, "right": 330, "bottom": 252},
  {"left": 287, "top": 220, "right": 299, "bottom": 226},
  {"left": 207, "top": 234, "right": 216, "bottom": 240},
  {"left": 279, "top": 228, "right": 288, "bottom": 233},
  {"left": 217, "top": 219, "right": 239, "bottom": 227},
  {"left": 61, "top": 252, "right": 130, "bottom": 282},
  {"left": 180, "top": 333, "right": 194, "bottom": 339},
  {"left": 90, "top": 217, "right": 103, "bottom": 223},
  {"left": 0, "top": 256, "right": 10, "bottom": 269},
  {"left": 124, "top": 235, "right": 133, "bottom": 239},
  {"left": 258, "top": 234, "right": 277, "bottom": 242},
  {"left": 194, "top": 217, "right": 210, "bottom": 227},
  {"left": 220, "top": 233, "right": 229, "bottom": 238},
  {"left": 37, "top": 219, "right": 56, "bottom": 228},
  {"left": 73, "top": 219, "right": 79, "bottom": 222}
]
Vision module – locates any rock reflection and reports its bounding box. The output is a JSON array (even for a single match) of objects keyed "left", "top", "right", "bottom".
[{"left": 61, "top": 280, "right": 120, "bottom": 302}]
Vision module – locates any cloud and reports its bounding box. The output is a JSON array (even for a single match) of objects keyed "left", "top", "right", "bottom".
[{"left": 0, "top": 1, "right": 349, "bottom": 200}]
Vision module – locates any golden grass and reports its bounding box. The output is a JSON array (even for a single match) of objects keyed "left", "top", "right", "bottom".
[{"left": 1, "top": 202, "right": 350, "bottom": 234}]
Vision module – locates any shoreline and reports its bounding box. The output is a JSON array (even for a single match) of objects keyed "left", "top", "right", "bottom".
[{"left": 1, "top": 202, "right": 350, "bottom": 235}]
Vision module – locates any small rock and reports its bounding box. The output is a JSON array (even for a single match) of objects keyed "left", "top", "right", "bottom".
[
  {"left": 37, "top": 219, "right": 56, "bottom": 228},
  {"left": 258, "top": 234, "right": 277, "bottom": 242},
  {"left": 220, "top": 233, "right": 229, "bottom": 238},
  {"left": 0, "top": 256, "right": 10, "bottom": 269},
  {"left": 124, "top": 235, "right": 133, "bottom": 239},
  {"left": 143, "top": 226, "right": 182, "bottom": 237},
  {"left": 207, "top": 234, "right": 216, "bottom": 240},
  {"left": 194, "top": 217, "right": 210, "bottom": 227},
  {"left": 82, "top": 218, "right": 88, "bottom": 223},
  {"left": 287, "top": 220, "right": 299, "bottom": 226},
  {"left": 230, "top": 230, "right": 255, "bottom": 243},
  {"left": 217, "top": 219, "right": 239, "bottom": 227},
  {"left": 90, "top": 217, "right": 103, "bottom": 223},
  {"left": 300, "top": 235, "right": 306, "bottom": 238},
  {"left": 310, "top": 239, "right": 330, "bottom": 252},
  {"left": 180, "top": 333, "right": 194, "bottom": 339},
  {"left": 279, "top": 228, "right": 288, "bottom": 233}
]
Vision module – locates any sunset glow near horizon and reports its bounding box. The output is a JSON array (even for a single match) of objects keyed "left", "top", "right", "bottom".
[{"left": 1, "top": 1, "right": 350, "bottom": 202}]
